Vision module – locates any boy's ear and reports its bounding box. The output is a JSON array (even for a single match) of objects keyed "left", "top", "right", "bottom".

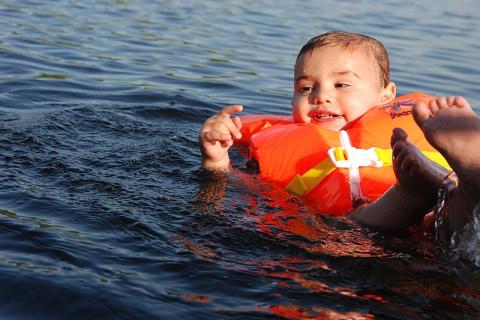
[{"left": 381, "top": 82, "right": 396, "bottom": 104}]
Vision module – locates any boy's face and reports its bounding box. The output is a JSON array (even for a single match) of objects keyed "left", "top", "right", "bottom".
[{"left": 292, "top": 45, "right": 395, "bottom": 131}]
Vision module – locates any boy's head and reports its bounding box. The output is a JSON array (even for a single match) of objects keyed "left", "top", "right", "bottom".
[{"left": 291, "top": 31, "right": 396, "bottom": 131}]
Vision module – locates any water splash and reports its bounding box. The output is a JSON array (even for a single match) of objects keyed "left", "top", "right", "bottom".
[{"left": 449, "top": 202, "right": 480, "bottom": 267}]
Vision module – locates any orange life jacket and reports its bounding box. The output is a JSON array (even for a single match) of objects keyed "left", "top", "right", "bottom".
[{"left": 235, "top": 93, "right": 450, "bottom": 215}]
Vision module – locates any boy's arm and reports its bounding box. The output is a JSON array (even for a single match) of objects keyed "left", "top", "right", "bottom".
[{"left": 199, "top": 105, "right": 243, "bottom": 172}]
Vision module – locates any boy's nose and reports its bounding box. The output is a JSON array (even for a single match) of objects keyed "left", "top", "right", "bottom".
[{"left": 312, "top": 88, "right": 332, "bottom": 105}]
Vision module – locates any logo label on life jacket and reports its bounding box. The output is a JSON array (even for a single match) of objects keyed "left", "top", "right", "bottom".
[{"left": 386, "top": 98, "right": 415, "bottom": 119}]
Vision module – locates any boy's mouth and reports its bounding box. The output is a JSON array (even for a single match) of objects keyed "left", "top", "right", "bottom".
[{"left": 309, "top": 110, "right": 341, "bottom": 122}]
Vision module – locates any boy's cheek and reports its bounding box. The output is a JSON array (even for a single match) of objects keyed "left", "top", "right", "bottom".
[
  {"left": 291, "top": 108, "right": 306, "bottom": 123},
  {"left": 290, "top": 100, "right": 298, "bottom": 113},
  {"left": 345, "top": 106, "right": 373, "bottom": 122},
  {"left": 290, "top": 95, "right": 303, "bottom": 110},
  {"left": 290, "top": 101, "right": 300, "bottom": 114}
]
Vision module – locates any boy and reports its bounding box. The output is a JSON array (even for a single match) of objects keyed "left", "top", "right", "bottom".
[
  {"left": 199, "top": 31, "right": 396, "bottom": 171},
  {"left": 198, "top": 31, "right": 446, "bottom": 230}
]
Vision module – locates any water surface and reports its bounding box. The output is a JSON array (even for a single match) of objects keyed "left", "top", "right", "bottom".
[{"left": 0, "top": 0, "right": 479, "bottom": 319}]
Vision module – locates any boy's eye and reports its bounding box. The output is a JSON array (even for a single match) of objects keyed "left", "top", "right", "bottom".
[
  {"left": 299, "top": 86, "right": 313, "bottom": 93},
  {"left": 335, "top": 83, "right": 350, "bottom": 88}
]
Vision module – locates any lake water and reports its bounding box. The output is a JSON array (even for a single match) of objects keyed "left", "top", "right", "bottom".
[{"left": 1, "top": 0, "right": 480, "bottom": 319}]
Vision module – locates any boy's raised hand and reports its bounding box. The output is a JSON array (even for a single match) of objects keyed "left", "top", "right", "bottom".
[{"left": 199, "top": 105, "right": 243, "bottom": 171}]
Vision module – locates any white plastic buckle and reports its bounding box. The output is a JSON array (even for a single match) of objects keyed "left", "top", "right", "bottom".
[{"left": 327, "top": 147, "right": 384, "bottom": 168}]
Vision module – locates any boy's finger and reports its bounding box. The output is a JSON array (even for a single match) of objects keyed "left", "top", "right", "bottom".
[
  {"left": 220, "top": 140, "right": 234, "bottom": 148},
  {"left": 225, "top": 118, "right": 242, "bottom": 139},
  {"left": 218, "top": 105, "right": 243, "bottom": 117},
  {"left": 210, "top": 118, "right": 240, "bottom": 139},
  {"left": 202, "top": 131, "right": 233, "bottom": 143},
  {"left": 232, "top": 116, "right": 243, "bottom": 130}
]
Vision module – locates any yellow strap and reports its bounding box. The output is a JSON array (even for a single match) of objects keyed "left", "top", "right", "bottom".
[
  {"left": 374, "top": 148, "right": 451, "bottom": 170},
  {"left": 374, "top": 148, "right": 393, "bottom": 165},
  {"left": 285, "top": 148, "right": 451, "bottom": 197},
  {"left": 334, "top": 147, "right": 345, "bottom": 161},
  {"left": 285, "top": 157, "right": 336, "bottom": 197}
]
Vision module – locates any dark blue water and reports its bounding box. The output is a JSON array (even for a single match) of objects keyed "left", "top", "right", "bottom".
[{"left": 1, "top": 0, "right": 480, "bottom": 319}]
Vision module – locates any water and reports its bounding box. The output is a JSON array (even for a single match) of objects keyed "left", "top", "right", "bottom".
[{"left": 0, "top": 0, "right": 479, "bottom": 319}]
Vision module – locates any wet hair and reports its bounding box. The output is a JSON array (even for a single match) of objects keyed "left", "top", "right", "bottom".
[{"left": 296, "top": 31, "right": 390, "bottom": 87}]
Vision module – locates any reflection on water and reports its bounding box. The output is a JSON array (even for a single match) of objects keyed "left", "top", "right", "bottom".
[{"left": 0, "top": 0, "right": 480, "bottom": 319}]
